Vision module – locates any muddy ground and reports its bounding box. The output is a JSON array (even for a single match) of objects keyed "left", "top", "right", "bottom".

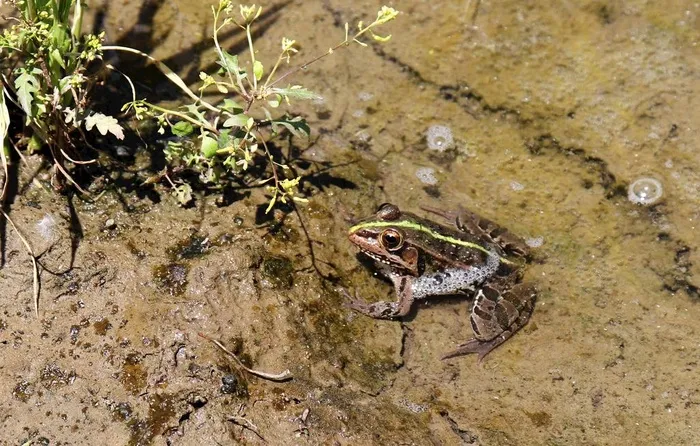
[{"left": 1, "top": 0, "right": 699, "bottom": 444}]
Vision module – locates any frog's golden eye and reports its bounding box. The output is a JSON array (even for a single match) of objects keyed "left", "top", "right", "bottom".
[{"left": 380, "top": 229, "right": 404, "bottom": 251}]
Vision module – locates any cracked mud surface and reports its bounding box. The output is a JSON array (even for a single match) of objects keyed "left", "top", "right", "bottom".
[{"left": 1, "top": 0, "right": 699, "bottom": 444}]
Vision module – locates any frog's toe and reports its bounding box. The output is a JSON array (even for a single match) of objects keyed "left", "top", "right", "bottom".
[
  {"left": 345, "top": 299, "right": 401, "bottom": 319},
  {"left": 337, "top": 287, "right": 355, "bottom": 300},
  {"left": 441, "top": 338, "right": 502, "bottom": 362}
]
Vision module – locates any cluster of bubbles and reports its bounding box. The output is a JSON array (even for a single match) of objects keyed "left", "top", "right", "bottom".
[
  {"left": 426, "top": 125, "right": 454, "bottom": 152},
  {"left": 415, "top": 167, "right": 438, "bottom": 185},
  {"left": 36, "top": 214, "right": 57, "bottom": 241},
  {"left": 525, "top": 236, "right": 544, "bottom": 248},
  {"left": 628, "top": 177, "right": 663, "bottom": 206},
  {"left": 510, "top": 180, "right": 525, "bottom": 191}
]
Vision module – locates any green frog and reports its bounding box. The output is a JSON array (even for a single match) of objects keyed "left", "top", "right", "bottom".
[{"left": 345, "top": 203, "right": 536, "bottom": 360}]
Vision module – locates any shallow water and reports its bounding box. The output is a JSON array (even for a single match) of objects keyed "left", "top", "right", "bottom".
[{"left": 1, "top": 0, "right": 698, "bottom": 444}]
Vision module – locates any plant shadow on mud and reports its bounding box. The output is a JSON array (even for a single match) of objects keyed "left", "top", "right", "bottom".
[{"left": 0, "top": 0, "right": 359, "bottom": 308}]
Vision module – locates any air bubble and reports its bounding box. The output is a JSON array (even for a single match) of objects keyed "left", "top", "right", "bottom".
[
  {"left": 415, "top": 167, "right": 438, "bottom": 185},
  {"left": 525, "top": 236, "right": 544, "bottom": 248},
  {"left": 358, "top": 91, "right": 374, "bottom": 101},
  {"left": 36, "top": 214, "right": 57, "bottom": 241},
  {"left": 510, "top": 181, "right": 524, "bottom": 191},
  {"left": 628, "top": 177, "right": 663, "bottom": 205},
  {"left": 426, "top": 125, "right": 454, "bottom": 152}
]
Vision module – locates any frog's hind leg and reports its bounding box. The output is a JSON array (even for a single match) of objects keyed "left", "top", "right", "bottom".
[{"left": 442, "top": 283, "right": 537, "bottom": 361}]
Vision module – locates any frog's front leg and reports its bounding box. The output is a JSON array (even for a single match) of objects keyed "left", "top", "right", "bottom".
[
  {"left": 345, "top": 273, "right": 416, "bottom": 319},
  {"left": 442, "top": 282, "right": 537, "bottom": 361}
]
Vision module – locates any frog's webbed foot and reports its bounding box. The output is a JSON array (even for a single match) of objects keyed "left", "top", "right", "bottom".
[
  {"left": 345, "top": 298, "right": 403, "bottom": 319},
  {"left": 340, "top": 275, "right": 415, "bottom": 319},
  {"left": 442, "top": 283, "right": 537, "bottom": 361},
  {"left": 441, "top": 338, "right": 500, "bottom": 362}
]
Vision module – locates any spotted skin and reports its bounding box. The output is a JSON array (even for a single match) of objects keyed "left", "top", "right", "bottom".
[{"left": 345, "top": 203, "right": 537, "bottom": 361}]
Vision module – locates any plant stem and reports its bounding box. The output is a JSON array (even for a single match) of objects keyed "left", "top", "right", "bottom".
[
  {"left": 102, "top": 45, "right": 220, "bottom": 114},
  {"left": 268, "top": 19, "right": 389, "bottom": 89},
  {"left": 262, "top": 52, "right": 284, "bottom": 91},
  {"left": 246, "top": 24, "right": 257, "bottom": 90},
  {"left": 142, "top": 101, "right": 219, "bottom": 134},
  {"left": 24, "top": 0, "right": 37, "bottom": 21},
  {"left": 212, "top": 5, "right": 247, "bottom": 98},
  {"left": 71, "top": 0, "right": 83, "bottom": 41}
]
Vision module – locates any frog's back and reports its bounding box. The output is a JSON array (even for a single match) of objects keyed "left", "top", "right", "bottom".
[{"left": 400, "top": 211, "right": 503, "bottom": 269}]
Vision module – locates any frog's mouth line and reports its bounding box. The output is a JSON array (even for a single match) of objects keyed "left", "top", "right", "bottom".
[
  {"left": 360, "top": 249, "right": 394, "bottom": 266},
  {"left": 359, "top": 249, "right": 417, "bottom": 274}
]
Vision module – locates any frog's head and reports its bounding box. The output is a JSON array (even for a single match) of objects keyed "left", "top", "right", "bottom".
[{"left": 348, "top": 203, "right": 419, "bottom": 275}]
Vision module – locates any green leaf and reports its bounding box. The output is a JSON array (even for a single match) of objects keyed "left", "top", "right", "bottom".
[
  {"left": 222, "top": 113, "right": 251, "bottom": 128},
  {"left": 267, "top": 94, "right": 281, "bottom": 108},
  {"left": 218, "top": 51, "right": 239, "bottom": 72},
  {"left": 271, "top": 116, "right": 310, "bottom": 138},
  {"left": 265, "top": 193, "right": 277, "bottom": 214},
  {"left": 184, "top": 104, "right": 208, "bottom": 125},
  {"left": 173, "top": 183, "right": 193, "bottom": 206},
  {"left": 14, "top": 68, "right": 41, "bottom": 117},
  {"left": 270, "top": 85, "right": 321, "bottom": 101},
  {"left": 371, "top": 32, "right": 392, "bottom": 42},
  {"left": 85, "top": 113, "right": 125, "bottom": 140},
  {"left": 217, "top": 129, "right": 231, "bottom": 148},
  {"left": 200, "top": 135, "right": 218, "bottom": 158},
  {"left": 253, "top": 60, "right": 264, "bottom": 81},
  {"left": 172, "top": 121, "right": 194, "bottom": 137},
  {"left": 221, "top": 98, "right": 243, "bottom": 114},
  {"left": 50, "top": 48, "right": 66, "bottom": 70},
  {"left": 218, "top": 50, "right": 247, "bottom": 82}
]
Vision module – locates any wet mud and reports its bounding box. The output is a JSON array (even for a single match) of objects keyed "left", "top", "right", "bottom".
[{"left": 0, "top": 0, "right": 699, "bottom": 444}]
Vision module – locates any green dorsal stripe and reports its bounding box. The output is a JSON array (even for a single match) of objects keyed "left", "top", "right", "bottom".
[{"left": 349, "top": 220, "right": 515, "bottom": 265}]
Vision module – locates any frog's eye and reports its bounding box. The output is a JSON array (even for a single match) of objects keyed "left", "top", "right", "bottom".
[
  {"left": 376, "top": 203, "right": 401, "bottom": 221},
  {"left": 380, "top": 229, "right": 404, "bottom": 251}
]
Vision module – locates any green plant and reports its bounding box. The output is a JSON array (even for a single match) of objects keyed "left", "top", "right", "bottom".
[
  {"left": 1, "top": 0, "right": 126, "bottom": 316},
  {"left": 0, "top": 0, "right": 123, "bottom": 194},
  {"left": 116, "top": 1, "right": 399, "bottom": 210}
]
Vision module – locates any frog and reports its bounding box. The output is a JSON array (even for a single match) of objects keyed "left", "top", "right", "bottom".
[{"left": 344, "top": 203, "right": 537, "bottom": 360}]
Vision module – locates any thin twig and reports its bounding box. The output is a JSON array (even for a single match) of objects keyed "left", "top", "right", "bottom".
[
  {"left": 467, "top": 0, "right": 482, "bottom": 25},
  {"left": 102, "top": 45, "right": 220, "bottom": 113},
  {"left": 60, "top": 148, "right": 96, "bottom": 165},
  {"left": 50, "top": 149, "right": 90, "bottom": 195},
  {"left": 228, "top": 416, "right": 265, "bottom": 442},
  {"left": 198, "top": 332, "right": 293, "bottom": 382},
  {"left": 1, "top": 209, "right": 40, "bottom": 317}
]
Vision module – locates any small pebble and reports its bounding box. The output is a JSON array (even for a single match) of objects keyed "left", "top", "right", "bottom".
[
  {"left": 105, "top": 218, "right": 116, "bottom": 229},
  {"left": 115, "top": 145, "right": 131, "bottom": 158},
  {"left": 353, "top": 130, "right": 372, "bottom": 144}
]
